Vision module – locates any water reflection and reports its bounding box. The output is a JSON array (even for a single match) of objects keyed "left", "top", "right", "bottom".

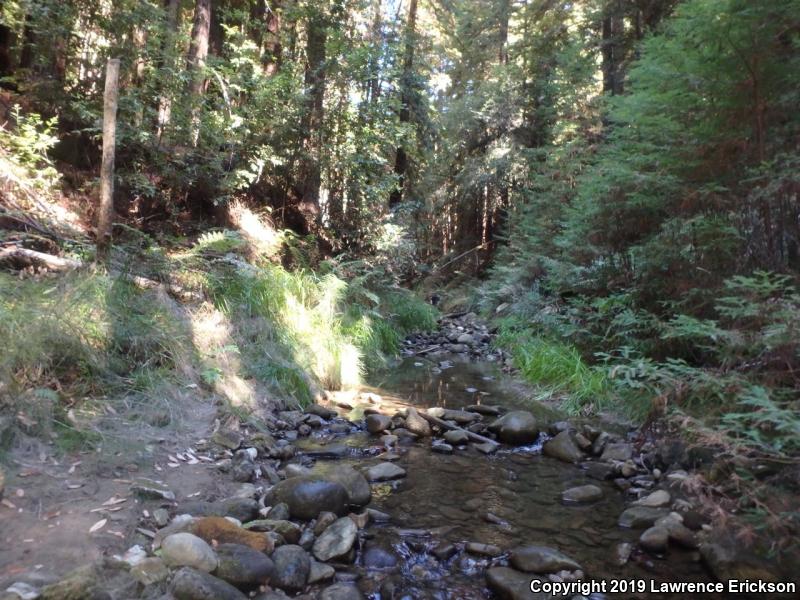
[{"left": 355, "top": 357, "right": 713, "bottom": 598}]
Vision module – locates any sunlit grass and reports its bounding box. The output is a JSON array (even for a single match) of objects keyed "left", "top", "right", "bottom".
[{"left": 495, "top": 318, "right": 610, "bottom": 414}]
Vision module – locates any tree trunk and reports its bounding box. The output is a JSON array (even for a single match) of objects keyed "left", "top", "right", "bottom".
[
  {"left": 601, "top": 1, "right": 625, "bottom": 96},
  {"left": 96, "top": 59, "right": 120, "bottom": 262},
  {"left": 132, "top": 26, "right": 147, "bottom": 127},
  {"left": 367, "top": 0, "right": 382, "bottom": 103},
  {"left": 388, "top": 0, "right": 418, "bottom": 207},
  {"left": 156, "top": 0, "right": 181, "bottom": 146},
  {"left": 298, "top": 10, "right": 327, "bottom": 222},
  {"left": 498, "top": 0, "right": 509, "bottom": 65},
  {"left": 186, "top": 0, "right": 212, "bottom": 145},
  {"left": 259, "top": 0, "right": 283, "bottom": 76},
  {"left": 0, "top": 24, "right": 12, "bottom": 79},
  {"left": 19, "top": 14, "right": 35, "bottom": 70}
]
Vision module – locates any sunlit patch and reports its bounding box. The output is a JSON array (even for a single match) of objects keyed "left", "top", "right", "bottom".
[{"left": 227, "top": 201, "right": 281, "bottom": 258}]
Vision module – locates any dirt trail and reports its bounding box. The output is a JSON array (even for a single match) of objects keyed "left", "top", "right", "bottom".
[{"left": 0, "top": 396, "right": 221, "bottom": 591}]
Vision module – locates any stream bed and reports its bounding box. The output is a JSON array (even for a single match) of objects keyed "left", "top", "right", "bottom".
[{"left": 303, "top": 356, "right": 715, "bottom": 599}]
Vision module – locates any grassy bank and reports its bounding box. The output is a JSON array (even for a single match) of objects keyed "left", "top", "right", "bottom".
[{"left": 0, "top": 231, "right": 437, "bottom": 453}]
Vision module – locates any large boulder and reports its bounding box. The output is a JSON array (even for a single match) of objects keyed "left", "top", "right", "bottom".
[
  {"left": 488, "top": 411, "right": 539, "bottom": 445},
  {"left": 268, "top": 476, "right": 349, "bottom": 520},
  {"left": 170, "top": 567, "right": 247, "bottom": 600},
  {"left": 162, "top": 533, "right": 219, "bottom": 572},
  {"left": 542, "top": 431, "right": 583, "bottom": 463},
  {"left": 313, "top": 517, "right": 358, "bottom": 562},
  {"left": 270, "top": 545, "right": 311, "bottom": 592},
  {"left": 509, "top": 545, "right": 581, "bottom": 574}
]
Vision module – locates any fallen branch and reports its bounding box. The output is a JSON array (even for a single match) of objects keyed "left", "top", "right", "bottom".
[
  {"left": 413, "top": 345, "right": 440, "bottom": 356},
  {"left": 0, "top": 246, "right": 203, "bottom": 301},
  {"left": 0, "top": 246, "right": 82, "bottom": 269},
  {"left": 418, "top": 411, "right": 499, "bottom": 447}
]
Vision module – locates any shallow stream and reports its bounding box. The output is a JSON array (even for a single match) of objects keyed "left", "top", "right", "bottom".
[{"left": 304, "top": 356, "right": 715, "bottom": 599}]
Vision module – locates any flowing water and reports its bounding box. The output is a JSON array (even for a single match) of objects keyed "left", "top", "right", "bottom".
[{"left": 306, "top": 356, "right": 714, "bottom": 599}]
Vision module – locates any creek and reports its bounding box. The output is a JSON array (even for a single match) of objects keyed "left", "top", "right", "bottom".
[{"left": 296, "top": 355, "right": 714, "bottom": 599}]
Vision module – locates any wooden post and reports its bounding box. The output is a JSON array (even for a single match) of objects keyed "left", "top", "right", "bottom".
[{"left": 96, "top": 58, "right": 120, "bottom": 262}]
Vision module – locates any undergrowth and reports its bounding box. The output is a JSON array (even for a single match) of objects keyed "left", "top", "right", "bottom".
[
  {"left": 495, "top": 317, "right": 613, "bottom": 415},
  {"left": 0, "top": 228, "right": 438, "bottom": 452}
]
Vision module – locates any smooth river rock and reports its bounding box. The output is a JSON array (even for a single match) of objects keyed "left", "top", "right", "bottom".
[
  {"left": 561, "top": 484, "right": 604, "bottom": 504},
  {"left": 214, "top": 544, "right": 274, "bottom": 589},
  {"left": 443, "top": 430, "right": 470, "bottom": 445},
  {"left": 170, "top": 567, "right": 247, "bottom": 600},
  {"left": 542, "top": 431, "right": 583, "bottom": 463},
  {"left": 404, "top": 408, "right": 432, "bottom": 437},
  {"left": 318, "top": 464, "right": 372, "bottom": 506},
  {"left": 618, "top": 506, "right": 670, "bottom": 529},
  {"left": 365, "top": 414, "right": 392, "bottom": 434},
  {"left": 488, "top": 411, "right": 539, "bottom": 445},
  {"left": 268, "top": 476, "right": 349, "bottom": 520},
  {"left": 162, "top": 533, "right": 218, "bottom": 572},
  {"left": 364, "top": 462, "right": 406, "bottom": 482},
  {"left": 320, "top": 583, "right": 366, "bottom": 600},
  {"left": 243, "top": 519, "right": 302, "bottom": 544},
  {"left": 634, "top": 489, "right": 670, "bottom": 508},
  {"left": 270, "top": 545, "right": 311, "bottom": 591},
  {"left": 486, "top": 567, "right": 550, "bottom": 600},
  {"left": 313, "top": 517, "right": 358, "bottom": 562},
  {"left": 509, "top": 545, "right": 581, "bottom": 574},
  {"left": 639, "top": 526, "right": 669, "bottom": 553},
  {"left": 600, "top": 442, "right": 633, "bottom": 462}
]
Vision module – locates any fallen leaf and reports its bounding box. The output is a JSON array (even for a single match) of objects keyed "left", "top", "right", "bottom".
[
  {"left": 187, "top": 491, "right": 201, "bottom": 497},
  {"left": 102, "top": 495, "right": 127, "bottom": 506},
  {"left": 19, "top": 469, "right": 40, "bottom": 478},
  {"left": 89, "top": 519, "right": 107, "bottom": 533},
  {"left": 66, "top": 483, "right": 83, "bottom": 489},
  {"left": 108, "top": 530, "right": 125, "bottom": 538},
  {"left": 2, "top": 499, "right": 18, "bottom": 509},
  {"left": 167, "top": 463, "right": 180, "bottom": 468}
]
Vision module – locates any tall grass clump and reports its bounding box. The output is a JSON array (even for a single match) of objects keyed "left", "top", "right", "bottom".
[
  {"left": 495, "top": 317, "right": 610, "bottom": 414},
  {"left": 0, "top": 271, "right": 192, "bottom": 442},
  {"left": 205, "top": 259, "right": 437, "bottom": 400}
]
